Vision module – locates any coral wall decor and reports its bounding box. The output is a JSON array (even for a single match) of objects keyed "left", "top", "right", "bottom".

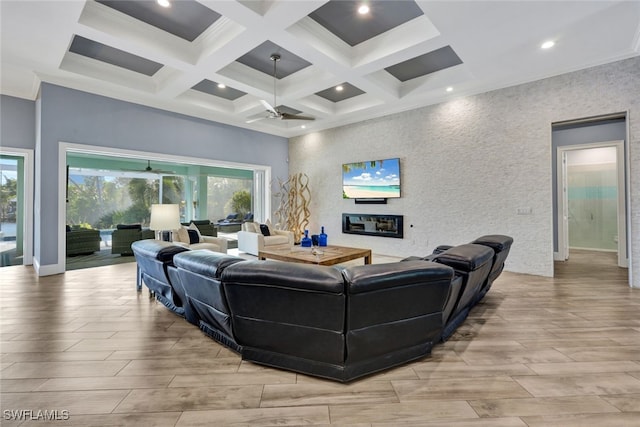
[{"left": 274, "top": 173, "right": 311, "bottom": 244}]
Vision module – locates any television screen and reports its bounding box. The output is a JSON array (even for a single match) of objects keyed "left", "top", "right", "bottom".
[{"left": 342, "top": 158, "right": 401, "bottom": 199}]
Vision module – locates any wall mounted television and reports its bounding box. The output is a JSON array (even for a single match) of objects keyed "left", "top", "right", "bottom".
[{"left": 342, "top": 158, "right": 401, "bottom": 199}]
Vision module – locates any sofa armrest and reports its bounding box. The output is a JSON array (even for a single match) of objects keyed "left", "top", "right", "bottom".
[
  {"left": 273, "top": 229, "right": 294, "bottom": 245},
  {"left": 237, "top": 231, "right": 262, "bottom": 256},
  {"left": 201, "top": 236, "right": 228, "bottom": 253}
]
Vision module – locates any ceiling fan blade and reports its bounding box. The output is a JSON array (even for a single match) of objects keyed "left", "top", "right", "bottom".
[
  {"left": 280, "top": 112, "right": 315, "bottom": 121},
  {"left": 260, "top": 100, "right": 278, "bottom": 115},
  {"left": 245, "top": 116, "right": 267, "bottom": 124}
]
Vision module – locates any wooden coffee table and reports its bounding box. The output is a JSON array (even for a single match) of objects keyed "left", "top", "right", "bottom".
[{"left": 258, "top": 245, "right": 372, "bottom": 266}]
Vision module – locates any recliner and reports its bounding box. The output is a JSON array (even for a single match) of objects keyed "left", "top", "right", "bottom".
[
  {"left": 471, "top": 235, "right": 513, "bottom": 300},
  {"left": 172, "top": 250, "right": 245, "bottom": 348},
  {"left": 170, "top": 254, "right": 454, "bottom": 382},
  {"left": 131, "top": 235, "right": 512, "bottom": 382},
  {"left": 430, "top": 244, "right": 494, "bottom": 340},
  {"left": 131, "top": 239, "right": 190, "bottom": 316}
]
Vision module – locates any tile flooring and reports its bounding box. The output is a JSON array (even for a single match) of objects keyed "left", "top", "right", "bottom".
[{"left": 1, "top": 250, "right": 638, "bottom": 426}]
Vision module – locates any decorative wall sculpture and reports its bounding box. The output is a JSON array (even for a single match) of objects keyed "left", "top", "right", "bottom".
[{"left": 274, "top": 173, "right": 311, "bottom": 244}]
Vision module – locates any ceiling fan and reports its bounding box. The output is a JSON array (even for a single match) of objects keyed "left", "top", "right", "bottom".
[
  {"left": 252, "top": 54, "right": 315, "bottom": 122},
  {"left": 123, "top": 160, "right": 177, "bottom": 175}
]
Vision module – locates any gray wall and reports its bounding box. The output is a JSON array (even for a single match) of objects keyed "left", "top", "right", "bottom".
[
  {"left": 552, "top": 120, "right": 627, "bottom": 252},
  {"left": 289, "top": 56, "right": 639, "bottom": 285},
  {"left": 32, "top": 83, "right": 288, "bottom": 270},
  {"left": 1, "top": 95, "right": 36, "bottom": 149}
]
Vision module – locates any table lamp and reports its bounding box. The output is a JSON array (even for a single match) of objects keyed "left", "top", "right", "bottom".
[{"left": 149, "top": 204, "right": 180, "bottom": 241}]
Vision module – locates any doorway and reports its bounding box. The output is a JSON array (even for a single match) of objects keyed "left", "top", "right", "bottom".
[
  {"left": 0, "top": 149, "right": 34, "bottom": 267},
  {"left": 557, "top": 141, "right": 627, "bottom": 268},
  {"left": 58, "top": 142, "right": 272, "bottom": 272}
]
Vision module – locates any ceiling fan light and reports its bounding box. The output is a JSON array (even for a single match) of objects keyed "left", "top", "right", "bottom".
[{"left": 541, "top": 40, "right": 555, "bottom": 49}]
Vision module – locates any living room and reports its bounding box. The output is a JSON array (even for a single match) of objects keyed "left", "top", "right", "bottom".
[
  {"left": 1, "top": 0, "right": 638, "bottom": 282},
  {"left": 1, "top": 0, "right": 639, "bottom": 425}
]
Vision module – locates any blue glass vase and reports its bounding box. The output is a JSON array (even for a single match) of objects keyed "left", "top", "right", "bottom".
[
  {"left": 300, "top": 229, "right": 312, "bottom": 248},
  {"left": 318, "top": 226, "right": 328, "bottom": 247}
]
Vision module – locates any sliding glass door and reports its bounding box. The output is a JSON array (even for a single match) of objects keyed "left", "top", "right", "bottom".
[{"left": 0, "top": 155, "right": 24, "bottom": 267}]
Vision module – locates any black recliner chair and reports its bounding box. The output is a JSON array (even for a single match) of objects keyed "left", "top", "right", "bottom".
[
  {"left": 429, "top": 235, "right": 513, "bottom": 302},
  {"left": 471, "top": 235, "right": 513, "bottom": 300},
  {"left": 173, "top": 250, "right": 246, "bottom": 349},
  {"left": 131, "top": 240, "right": 190, "bottom": 316},
  {"left": 430, "top": 244, "right": 494, "bottom": 341}
]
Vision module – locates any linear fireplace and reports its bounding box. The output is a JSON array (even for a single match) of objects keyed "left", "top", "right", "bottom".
[{"left": 342, "top": 213, "right": 404, "bottom": 239}]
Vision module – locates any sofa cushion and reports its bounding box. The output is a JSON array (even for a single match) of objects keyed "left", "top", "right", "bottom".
[
  {"left": 187, "top": 229, "right": 200, "bottom": 244},
  {"left": 264, "top": 235, "right": 289, "bottom": 246},
  {"left": 433, "top": 244, "right": 494, "bottom": 271},
  {"left": 242, "top": 222, "right": 257, "bottom": 233},
  {"left": 188, "top": 222, "right": 202, "bottom": 240},
  {"left": 156, "top": 245, "right": 190, "bottom": 262},
  {"left": 174, "top": 250, "right": 244, "bottom": 278},
  {"left": 175, "top": 226, "right": 189, "bottom": 244},
  {"left": 472, "top": 235, "right": 514, "bottom": 252},
  {"left": 265, "top": 219, "right": 275, "bottom": 235},
  {"left": 131, "top": 239, "right": 189, "bottom": 261}
]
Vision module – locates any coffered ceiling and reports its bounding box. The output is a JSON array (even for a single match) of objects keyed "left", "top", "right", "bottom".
[{"left": 1, "top": 1, "right": 639, "bottom": 138}]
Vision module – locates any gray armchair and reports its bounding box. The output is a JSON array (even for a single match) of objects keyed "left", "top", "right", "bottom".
[
  {"left": 66, "top": 227, "right": 101, "bottom": 256},
  {"left": 112, "top": 224, "right": 154, "bottom": 255}
]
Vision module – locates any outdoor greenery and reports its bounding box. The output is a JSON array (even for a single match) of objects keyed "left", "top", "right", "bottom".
[
  {"left": 68, "top": 171, "right": 250, "bottom": 229},
  {"left": 229, "top": 189, "right": 251, "bottom": 216},
  {"left": 68, "top": 175, "right": 172, "bottom": 228},
  {"left": 0, "top": 176, "right": 17, "bottom": 222},
  {"left": 207, "top": 176, "right": 252, "bottom": 221}
]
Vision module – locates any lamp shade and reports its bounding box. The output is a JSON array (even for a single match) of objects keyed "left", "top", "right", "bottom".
[{"left": 149, "top": 204, "right": 180, "bottom": 231}]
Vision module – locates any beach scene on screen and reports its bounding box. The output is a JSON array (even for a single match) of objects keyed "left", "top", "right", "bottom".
[{"left": 342, "top": 159, "right": 400, "bottom": 199}]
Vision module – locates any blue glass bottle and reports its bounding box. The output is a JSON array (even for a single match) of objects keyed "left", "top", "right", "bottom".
[
  {"left": 318, "top": 226, "right": 327, "bottom": 247},
  {"left": 300, "top": 229, "right": 312, "bottom": 247}
]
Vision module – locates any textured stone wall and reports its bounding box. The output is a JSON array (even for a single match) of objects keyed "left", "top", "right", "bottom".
[{"left": 289, "top": 56, "right": 639, "bottom": 284}]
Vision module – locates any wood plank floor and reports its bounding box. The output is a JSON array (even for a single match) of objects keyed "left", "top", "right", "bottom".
[{"left": 1, "top": 250, "right": 638, "bottom": 426}]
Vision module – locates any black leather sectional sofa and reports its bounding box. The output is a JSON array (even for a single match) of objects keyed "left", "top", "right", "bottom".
[{"left": 132, "top": 234, "right": 512, "bottom": 382}]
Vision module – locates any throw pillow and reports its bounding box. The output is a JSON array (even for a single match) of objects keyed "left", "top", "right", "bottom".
[
  {"left": 265, "top": 219, "right": 275, "bottom": 236},
  {"left": 187, "top": 229, "right": 200, "bottom": 244},
  {"left": 187, "top": 223, "right": 202, "bottom": 241},
  {"left": 259, "top": 224, "right": 271, "bottom": 236},
  {"left": 176, "top": 226, "right": 189, "bottom": 243},
  {"left": 252, "top": 221, "right": 261, "bottom": 233}
]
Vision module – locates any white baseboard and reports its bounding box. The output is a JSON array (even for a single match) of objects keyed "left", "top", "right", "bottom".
[{"left": 33, "top": 257, "right": 65, "bottom": 276}]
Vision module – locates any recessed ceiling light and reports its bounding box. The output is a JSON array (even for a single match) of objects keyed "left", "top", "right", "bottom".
[
  {"left": 541, "top": 40, "right": 555, "bottom": 49},
  {"left": 157, "top": 0, "right": 170, "bottom": 8},
  {"left": 358, "top": 4, "right": 370, "bottom": 14},
  {"left": 336, "top": 85, "right": 344, "bottom": 92},
  {"left": 217, "top": 83, "right": 226, "bottom": 89},
  {"left": 301, "top": 125, "right": 306, "bottom": 129},
  {"left": 446, "top": 87, "right": 453, "bottom": 92}
]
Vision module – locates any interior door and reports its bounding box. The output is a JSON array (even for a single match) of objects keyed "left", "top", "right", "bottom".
[
  {"left": 556, "top": 149, "right": 569, "bottom": 261},
  {"left": 558, "top": 142, "right": 627, "bottom": 268},
  {"left": 560, "top": 151, "right": 570, "bottom": 261}
]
